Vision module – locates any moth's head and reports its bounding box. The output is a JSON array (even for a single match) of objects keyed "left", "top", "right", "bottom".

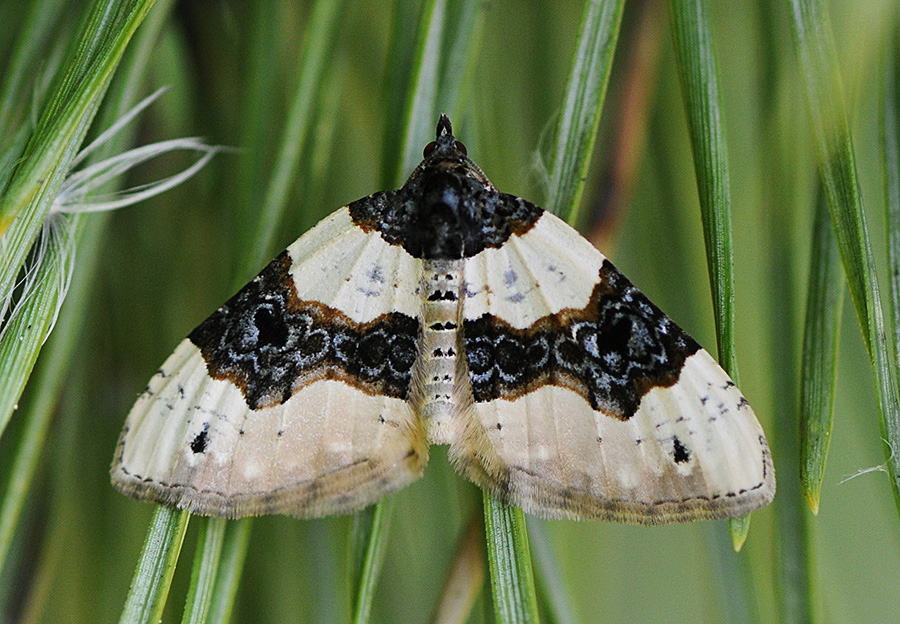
[
  {"left": 421, "top": 114, "right": 467, "bottom": 161},
  {"left": 417, "top": 114, "right": 492, "bottom": 189}
]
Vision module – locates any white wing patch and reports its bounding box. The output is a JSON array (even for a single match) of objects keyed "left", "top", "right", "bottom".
[
  {"left": 462, "top": 213, "right": 605, "bottom": 328},
  {"left": 286, "top": 207, "right": 421, "bottom": 323}
]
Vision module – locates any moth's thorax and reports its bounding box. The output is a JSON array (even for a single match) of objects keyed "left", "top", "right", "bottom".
[
  {"left": 405, "top": 159, "right": 499, "bottom": 259},
  {"left": 347, "top": 140, "right": 543, "bottom": 261}
]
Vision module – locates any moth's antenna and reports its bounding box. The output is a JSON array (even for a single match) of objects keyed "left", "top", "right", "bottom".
[{"left": 436, "top": 114, "right": 453, "bottom": 139}]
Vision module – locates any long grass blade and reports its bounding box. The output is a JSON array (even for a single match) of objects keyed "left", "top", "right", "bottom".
[
  {"left": 181, "top": 518, "right": 227, "bottom": 624},
  {"left": 765, "top": 186, "right": 812, "bottom": 624},
  {"left": 206, "top": 519, "right": 254, "bottom": 624},
  {"left": 483, "top": 492, "right": 539, "bottom": 624},
  {"left": 0, "top": 215, "right": 76, "bottom": 437},
  {"left": 545, "top": 0, "right": 625, "bottom": 222},
  {"left": 0, "top": 0, "right": 156, "bottom": 437},
  {"left": 437, "top": 0, "right": 485, "bottom": 126},
  {"left": 0, "top": 0, "right": 155, "bottom": 260},
  {"left": 350, "top": 499, "right": 394, "bottom": 624},
  {"left": 669, "top": 0, "right": 736, "bottom": 375},
  {"left": 883, "top": 20, "right": 900, "bottom": 398},
  {"left": 788, "top": 0, "right": 900, "bottom": 517},
  {"left": 799, "top": 190, "right": 844, "bottom": 513},
  {"left": 528, "top": 522, "right": 578, "bottom": 624},
  {"left": 351, "top": 1, "right": 435, "bottom": 616},
  {"left": 0, "top": 217, "right": 96, "bottom": 576},
  {"left": 119, "top": 507, "right": 190, "bottom": 624},
  {"left": 378, "top": 0, "right": 424, "bottom": 189},
  {"left": 668, "top": 14, "right": 766, "bottom": 624}
]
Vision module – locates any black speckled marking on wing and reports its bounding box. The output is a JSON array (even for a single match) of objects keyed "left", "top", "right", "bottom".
[
  {"left": 463, "top": 260, "right": 701, "bottom": 420},
  {"left": 347, "top": 121, "right": 541, "bottom": 260},
  {"left": 189, "top": 251, "right": 419, "bottom": 410}
]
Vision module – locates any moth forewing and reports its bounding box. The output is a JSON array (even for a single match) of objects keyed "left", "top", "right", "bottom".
[{"left": 112, "top": 211, "right": 429, "bottom": 518}]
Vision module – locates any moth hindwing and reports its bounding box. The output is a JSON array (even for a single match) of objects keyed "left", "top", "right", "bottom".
[{"left": 111, "top": 115, "right": 775, "bottom": 523}]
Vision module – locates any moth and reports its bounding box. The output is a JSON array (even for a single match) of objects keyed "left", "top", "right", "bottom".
[{"left": 111, "top": 116, "right": 775, "bottom": 524}]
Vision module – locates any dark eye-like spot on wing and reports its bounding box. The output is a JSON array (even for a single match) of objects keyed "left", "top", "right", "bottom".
[
  {"left": 190, "top": 423, "right": 210, "bottom": 454},
  {"left": 672, "top": 436, "right": 691, "bottom": 464}
]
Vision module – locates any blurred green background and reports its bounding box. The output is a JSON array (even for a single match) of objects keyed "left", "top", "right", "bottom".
[{"left": 2, "top": 1, "right": 900, "bottom": 622}]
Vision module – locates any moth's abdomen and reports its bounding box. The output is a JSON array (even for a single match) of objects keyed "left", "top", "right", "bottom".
[{"left": 417, "top": 259, "right": 466, "bottom": 444}]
